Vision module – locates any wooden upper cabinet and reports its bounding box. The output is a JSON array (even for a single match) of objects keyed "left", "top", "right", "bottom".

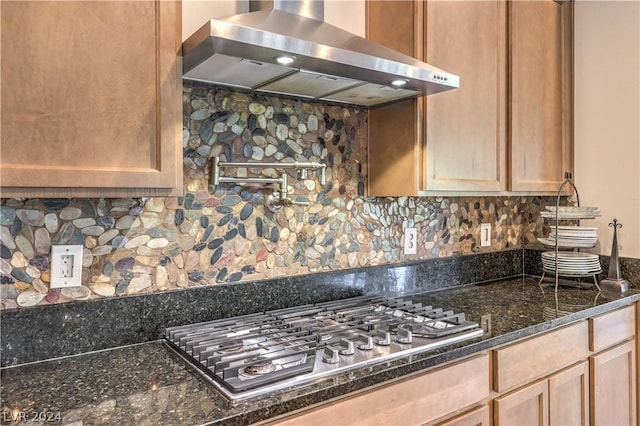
[
  {"left": 366, "top": 1, "right": 423, "bottom": 196},
  {"left": 365, "top": 0, "right": 573, "bottom": 196},
  {"left": 424, "top": 0, "right": 507, "bottom": 192},
  {"left": 508, "top": 0, "right": 573, "bottom": 192},
  {"left": 0, "top": 1, "right": 183, "bottom": 197}
]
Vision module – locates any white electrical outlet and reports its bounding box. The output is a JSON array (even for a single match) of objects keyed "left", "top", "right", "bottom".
[
  {"left": 404, "top": 227, "right": 417, "bottom": 255},
  {"left": 480, "top": 223, "right": 491, "bottom": 247},
  {"left": 50, "top": 245, "right": 83, "bottom": 288}
]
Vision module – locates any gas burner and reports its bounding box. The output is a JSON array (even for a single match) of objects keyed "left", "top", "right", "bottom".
[
  {"left": 242, "top": 360, "right": 278, "bottom": 376},
  {"left": 165, "top": 295, "right": 482, "bottom": 401},
  {"left": 216, "top": 340, "right": 244, "bottom": 354}
]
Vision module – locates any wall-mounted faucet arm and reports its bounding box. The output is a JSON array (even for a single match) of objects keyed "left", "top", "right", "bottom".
[
  {"left": 212, "top": 157, "right": 327, "bottom": 186},
  {"left": 210, "top": 157, "right": 325, "bottom": 212}
]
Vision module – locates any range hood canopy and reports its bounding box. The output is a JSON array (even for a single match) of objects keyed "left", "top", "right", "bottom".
[{"left": 182, "top": 0, "right": 459, "bottom": 107}]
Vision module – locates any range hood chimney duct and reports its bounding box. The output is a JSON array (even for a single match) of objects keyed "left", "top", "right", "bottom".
[
  {"left": 182, "top": 0, "right": 459, "bottom": 107},
  {"left": 250, "top": 0, "right": 323, "bottom": 20}
]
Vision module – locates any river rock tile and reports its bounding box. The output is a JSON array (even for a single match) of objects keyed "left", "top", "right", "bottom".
[
  {"left": 16, "top": 210, "right": 45, "bottom": 227},
  {"left": 0, "top": 83, "right": 552, "bottom": 309},
  {"left": 34, "top": 228, "right": 51, "bottom": 254},
  {"left": 16, "top": 290, "right": 45, "bottom": 307},
  {"left": 0, "top": 207, "right": 16, "bottom": 226}
]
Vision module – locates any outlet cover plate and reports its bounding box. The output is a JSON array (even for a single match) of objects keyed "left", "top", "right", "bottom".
[
  {"left": 50, "top": 245, "right": 83, "bottom": 288},
  {"left": 404, "top": 227, "right": 417, "bottom": 255},
  {"left": 480, "top": 223, "right": 491, "bottom": 247}
]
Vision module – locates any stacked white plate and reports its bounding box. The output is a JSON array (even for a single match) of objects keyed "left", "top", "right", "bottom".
[
  {"left": 540, "top": 206, "right": 601, "bottom": 219},
  {"left": 541, "top": 251, "right": 601, "bottom": 277},
  {"left": 537, "top": 225, "right": 598, "bottom": 248}
]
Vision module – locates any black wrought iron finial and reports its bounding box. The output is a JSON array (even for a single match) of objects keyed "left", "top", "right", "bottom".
[{"left": 609, "top": 218, "right": 622, "bottom": 229}]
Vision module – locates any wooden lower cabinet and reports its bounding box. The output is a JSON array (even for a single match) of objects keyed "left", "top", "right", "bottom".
[
  {"left": 494, "top": 361, "right": 589, "bottom": 426},
  {"left": 492, "top": 306, "right": 636, "bottom": 426},
  {"left": 590, "top": 340, "right": 636, "bottom": 426},
  {"left": 265, "top": 305, "right": 637, "bottom": 426},
  {"left": 266, "top": 354, "right": 489, "bottom": 426}
]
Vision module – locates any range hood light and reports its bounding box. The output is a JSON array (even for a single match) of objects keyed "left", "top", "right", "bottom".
[
  {"left": 391, "top": 79, "right": 409, "bottom": 87},
  {"left": 275, "top": 55, "right": 296, "bottom": 65}
]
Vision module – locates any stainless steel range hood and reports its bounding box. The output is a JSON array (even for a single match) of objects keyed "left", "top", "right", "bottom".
[{"left": 182, "top": 0, "right": 459, "bottom": 107}]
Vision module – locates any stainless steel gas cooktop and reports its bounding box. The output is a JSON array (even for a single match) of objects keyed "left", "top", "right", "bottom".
[{"left": 164, "top": 295, "right": 482, "bottom": 401}]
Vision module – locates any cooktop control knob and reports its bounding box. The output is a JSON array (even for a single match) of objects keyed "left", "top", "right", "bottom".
[
  {"left": 375, "top": 330, "right": 391, "bottom": 346},
  {"left": 397, "top": 327, "right": 413, "bottom": 344},
  {"left": 357, "top": 335, "right": 374, "bottom": 351},
  {"left": 322, "top": 346, "right": 341, "bottom": 364},
  {"left": 338, "top": 338, "right": 355, "bottom": 356}
]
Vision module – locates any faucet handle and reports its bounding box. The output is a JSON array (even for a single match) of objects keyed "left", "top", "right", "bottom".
[
  {"left": 265, "top": 193, "right": 309, "bottom": 212},
  {"left": 287, "top": 198, "right": 309, "bottom": 207}
]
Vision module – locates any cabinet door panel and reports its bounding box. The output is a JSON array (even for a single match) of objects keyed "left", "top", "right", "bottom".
[
  {"left": 494, "top": 379, "right": 548, "bottom": 426},
  {"left": 590, "top": 340, "right": 636, "bottom": 426},
  {"left": 424, "top": 0, "right": 506, "bottom": 191},
  {"left": 549, "top": 362, "right": 589, "bottom": 426},
  {"left": 0, "top": 1, "right": 182, "bottom": 197},
  {"left": 509, "top": 0, "right": 573, "bottom": 192}
]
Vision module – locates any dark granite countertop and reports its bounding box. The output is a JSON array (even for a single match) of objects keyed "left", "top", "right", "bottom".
[{"left": 2, "top": 277, "right": 639, "bottom": 426}]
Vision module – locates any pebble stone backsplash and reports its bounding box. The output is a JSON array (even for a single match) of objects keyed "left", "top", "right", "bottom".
[{"left": 0, "top": 83, "right": 549, "bottom": 309}]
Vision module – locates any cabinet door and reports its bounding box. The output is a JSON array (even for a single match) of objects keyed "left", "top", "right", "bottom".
[
  {"left": 423, "top": 0, "right": 507, "bottom": 192},
  {"left": 0, "top": 1, "right": 182, "bottom": 197},
  {"left": 366, "top": 0, "right": 423, "bottom": 196},
  {"left": 589, "top": 340, "right": 636, "bottom": 426},
  {"left": 509, "top": 0, "right": 573, "bottom": 192},
  {"left": 549, "top": 362, "right": 589, "bottom": 426},
  {"left": 494, "top": 379, "right": 548, "bottom": 426}
]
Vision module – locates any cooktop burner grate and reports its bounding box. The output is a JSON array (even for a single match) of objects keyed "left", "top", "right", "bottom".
[{"left": 165, "top": 295, "right": 483, "bottom": 400}]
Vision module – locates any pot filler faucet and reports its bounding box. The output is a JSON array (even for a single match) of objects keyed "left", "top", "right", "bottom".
[{"left": 210, "top": 157, "right": 326, "bottom": 212}]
